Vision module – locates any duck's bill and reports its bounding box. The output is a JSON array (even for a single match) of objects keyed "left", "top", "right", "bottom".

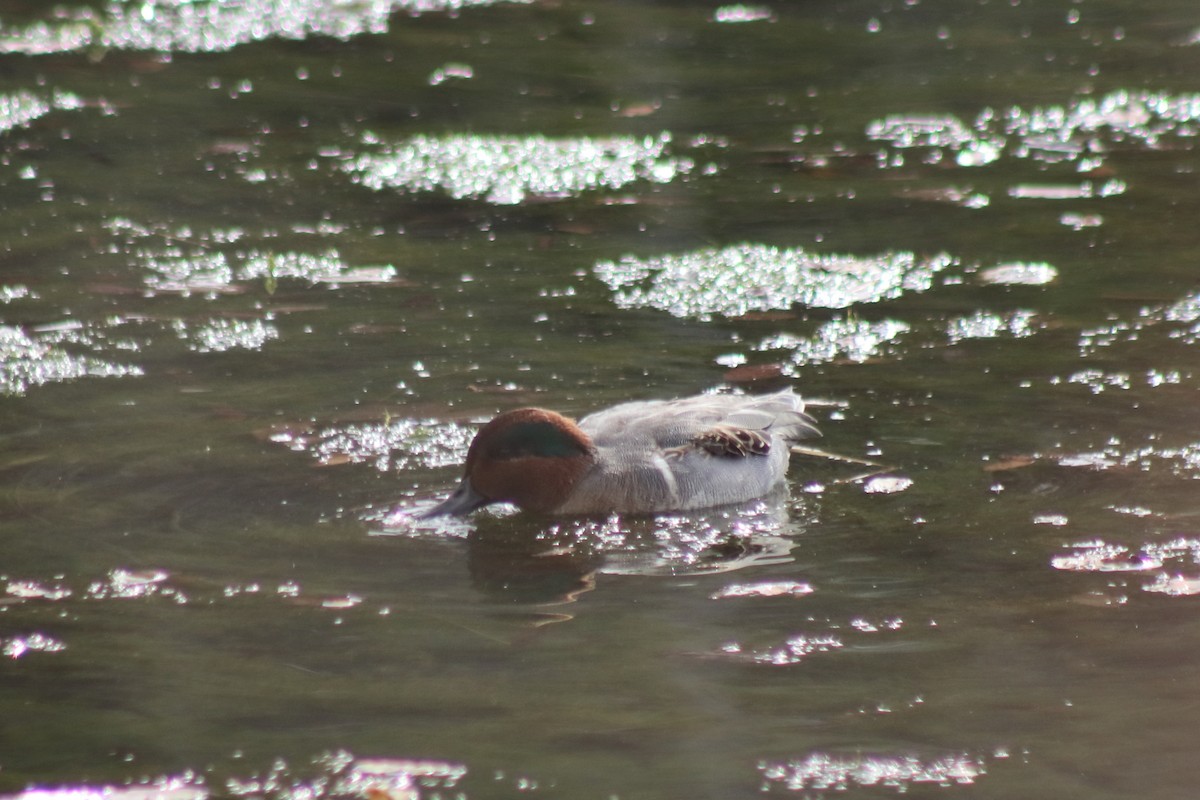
[{"left": 420, "top": 478, "right": 488, "bottom": 518}]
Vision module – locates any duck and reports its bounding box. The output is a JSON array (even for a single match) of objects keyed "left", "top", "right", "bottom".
[{"left": 421, "top": 389, "right": 819, "bottom": 517}]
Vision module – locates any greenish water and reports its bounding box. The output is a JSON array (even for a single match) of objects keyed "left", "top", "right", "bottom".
[{"left": 4, "top": 0, "right": 1200, "bottom": 798}]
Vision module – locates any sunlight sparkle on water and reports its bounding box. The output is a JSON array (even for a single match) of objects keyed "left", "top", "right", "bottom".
[
  {"left": 0, "top": 0, "right": 532, "bottom": 55},
  {"left": 174, "top": 318, "right": 279, "bottom": 353},
  {"left": 275, "top": 418, "right": 476, "bottom": 472},
  {"left": 0, "top": 90, "right": 86, "bottom": 133},
  {"left": 1069, "top": 289, "right": 1200, "bottom": 352},
  {"left": 222, "top": 751, "right": 464, "bottom": 800},
  {"left": 1143, "top": 573, "right": 1200, "bottom": 596},
  {"left": 87, "top": 569, "right": 173, "bottom": 600},
  {"left": 595, "top": 245, "right": 953, "bottom": 319},
  {"left": 868, "top": 89, "right": 1200, "bottom": 171},
  {"left": 946, "top": 310, "right": 1037, "bottom": 343},
  {"left": 0, "top": 779, "right": 205, "bottom": 800},
  {"left": 1163, "top": 291, "right": 1200, "bottom": 324},
  {"left": 1051, "top": 538, "right": 1200, "bottom": 600},
  {"left": 7, "top": 579, "right": 72, "bottom": 601},
  {"left": 0, "top": 326, "right": 143, "bottom": 396},
  {"left": 867, "top": 114, "right": 1002, "bottom": 167},
  {"left": 1066, "top": 369, "right": 1130, "bottom": 393},
  {"left": 2, "top": 632, "right": 66, "bottom": 659},
  {"left": 597, "top": 512, "right": 797, "bottom": 577},
  {"left": 756, "top": 317, "right": 910, "bottom": 368},
  {"left": 1054, "top": 437, "right": 1200, "bottom": 476},
  {"left": 850, "top": 617, "right": 904, "bottom": 632},
  {"left": 141, "top": 252, "right": 238, "bottom": 295},
  {"left": 759, "top": 752, "right": 985, "bottom": 792},
  {"left": 720, "top": 634, "right": 843, "bottom": 666},
  {"left": 0, "top": 285, "right": 34, "bottom": 303},
  {"left": 1051, "top": 541, "right": 1163, "bottom": 573},
  {"left": 341, "top": 132, "right": 693, "bottom": 204}
]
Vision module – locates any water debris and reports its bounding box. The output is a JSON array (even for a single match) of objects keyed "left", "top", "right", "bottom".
[
  {"left": 897, "top": 185, "right": 989, "bottom": 209},
  {"left": 0, "top": 325, "right": 143, "bottom": 396},
  {"left": 712, "top": 5, "right": 775, "bottom": 23},
  {"left": 1008, "top": 181, "right": 1124, "bottom": 200},
  {"left": 863, "top": 475, "right": 913, "bottom": 494},
  {"left": 977, "top": 263, "right": 1057, "bottom": 286},
  {"left": 595, "top": 244, "right": 953, "bottom": 319},
  {"left": 760, "top": 752, "right": 985, "bottom": 792},
  {"left": 0, "top": 89, "right": 88, "bottom": 134},
  {"left": 320, "top": 595, "right": 363, "bottom": 609},
  {"left": 0, "top": 0, "right": 532, "bottom": 55},
  {"left": 1060, "top": 212, "right": 1103, "bottom": 230},
  {"left": 139, "top": 247, "right": 397, "bottom": 295},
  {"left": 240, "top": 250, "right": 398, "bottom": 286},
  {"left": 710, "top": 580, "right": 813, "bottom": 599},
  {"left": 428, "top": 62, "right": 474, "bottom": 86},
  {"left": 868, "top": 90, "right": 1200, "bottom": 171},
  {"left": 722, "top": 361, "right": 787, "bottom": 388},
  {"left": 339, "top": 132, "right": 694, "bottom": 204}
]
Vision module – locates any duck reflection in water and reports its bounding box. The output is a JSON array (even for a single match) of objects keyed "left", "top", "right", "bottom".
[{"left": 458, "top": 491, "right": 807, "bottom": 609}]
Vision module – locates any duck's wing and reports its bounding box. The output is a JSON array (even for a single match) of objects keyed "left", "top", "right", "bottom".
[
  {"left": 579, "top": 389, "right": 819, "bottom": 451},
  {"left": 716, "top": 391, "right": 820, "bottom": 445},
  {"left": 563, "top": 391, "right": 818, "bottom": 513}
]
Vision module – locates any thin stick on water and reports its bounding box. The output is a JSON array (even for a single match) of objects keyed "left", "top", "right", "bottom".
[
  {"left": 790, "top": 445, "right": 888, "bottom": 469},
  {"left": 827, "top": 468, "right": 896, "bottom": 486}
]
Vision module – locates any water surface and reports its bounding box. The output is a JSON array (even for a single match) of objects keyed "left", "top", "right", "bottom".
[{"left": 3, "top": 1, "right": 1200, "bottom": 798}]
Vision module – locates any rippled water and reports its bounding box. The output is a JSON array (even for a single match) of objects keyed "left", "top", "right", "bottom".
[{"left": 4, "top": 0, "right": 1200, "bottom": 798}]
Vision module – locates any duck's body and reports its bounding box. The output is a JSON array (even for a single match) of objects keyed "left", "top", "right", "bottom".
[{"left": 423, "top": 389, "right": 818, "bottom": 518}]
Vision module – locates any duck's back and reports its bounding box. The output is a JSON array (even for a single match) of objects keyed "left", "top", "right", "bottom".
[{"left": 557, "top": 390, "right": 818, "bottom": 514}]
